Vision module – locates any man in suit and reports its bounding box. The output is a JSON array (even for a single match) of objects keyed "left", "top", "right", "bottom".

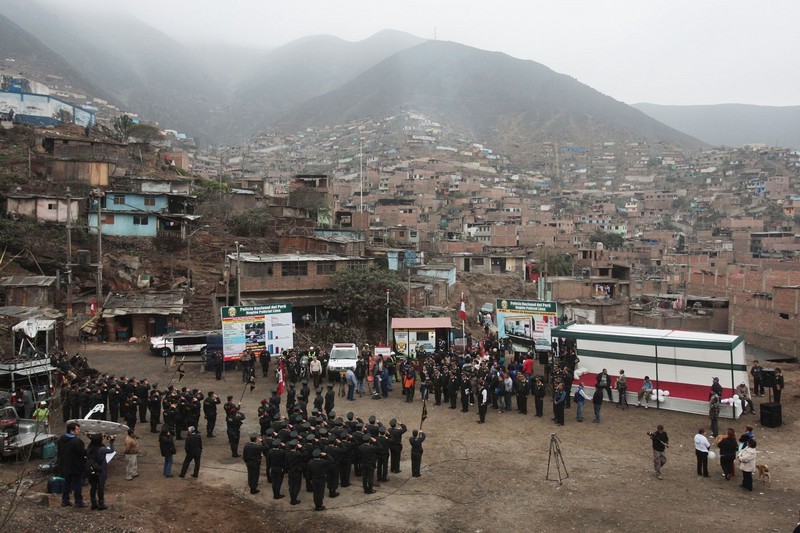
[{"left": 179, "top": 426, "right": 203, "bottom": 478}]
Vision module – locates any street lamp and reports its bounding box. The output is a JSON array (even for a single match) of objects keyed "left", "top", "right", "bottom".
[
  {"left": 235, "top": 241, "right": 243, "bottom": 306},
  {"left": 385, "top": 288, "right": 391, "bottom": 345},
  {"left": 186, "top": 225, "right": 209, "bottom": 288}
]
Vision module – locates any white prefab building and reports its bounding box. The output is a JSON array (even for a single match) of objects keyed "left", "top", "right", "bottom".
[{"left": 551, "top": 324, "right": 748, "bottom": 418}]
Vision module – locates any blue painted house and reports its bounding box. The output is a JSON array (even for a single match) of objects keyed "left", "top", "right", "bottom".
[{"left": 88, "top": 191, "right": 196, "bottom": 237}]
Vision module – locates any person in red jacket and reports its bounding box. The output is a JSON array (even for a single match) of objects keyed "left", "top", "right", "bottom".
[{"left": 522, "top": 354, "right": 534, "bottom": 380}]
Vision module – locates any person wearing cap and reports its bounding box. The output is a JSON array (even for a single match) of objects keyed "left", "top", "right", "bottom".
[
  {"left": 285, "top": 440, "right": 304, "bottom": 505},
  {"left": 242, "top": 433, "right": 266, "bottom": 494},
  {"left": 387, "top": 419, "right": 408, "bottom": 473},
  {"left": 308, "top": 448, "right": 328, "bottom": 511},
  {"left": 203, "top": 392, "right": 221, "bottom": 438},
  {"left": 299, "top": 380, "right": 311, "bottom": 405},
  {"left": 409, "top": 429, "right": 426, "bottom": 477},
  {"left": 179, "top": 426, "right": 203, "bottom": 478},
  {"left": 709, "top": 376, "right": 723, "bottom": 401},
  {"left": 359, "top": 434, "right": 378, "bottom": 494},
  {"left": 268, "top": 439, "right": 287, "bottom": 499},
  {"left": 32, "top": 401, "right": 50, "bottom": 427},
  {"left": 324, "top": 384, "right": 335, "bottom": 417},
  {"left": 226, "top": 405, "right": 246, "bottom": 457},
  {"left": 313, "top": 388, "right": 324, "bottom": 411},
  {"left": 708, "top": 393, "right": 721, "bottom": 438},
  {"left": 735, "top": 381, "right": 755, "bottom": 414}
]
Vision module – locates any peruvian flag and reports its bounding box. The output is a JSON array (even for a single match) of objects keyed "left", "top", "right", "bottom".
[
  {"left": 90, "top": 299, "right": 97, "bottom": 316},
  {"left": 277, "top": 358, "right": 286, "bottom": 395},
  {"left": 459, "top": 293, "right": 467, "bottom": 322}
]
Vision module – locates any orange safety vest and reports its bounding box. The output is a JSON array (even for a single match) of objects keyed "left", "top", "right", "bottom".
[{"left": 404, "top": 375, "right": 415, "bottom": 388}]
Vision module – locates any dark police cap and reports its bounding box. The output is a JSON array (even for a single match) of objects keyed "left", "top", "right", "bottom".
[
  {"left": 318, "top": 428, "right": 328, "bottom": 436},
  {"left": 389, "top": 418, "right": 397, "bottom": 426},
  {"left": 328, "top": 410, "right": 336, "bottom": 419},
  {"left": 312, "top": 448, "right": 321, "bottom": 458},
  {"left": 368, "top": 415, "right": 376, "bottom": 424},
  {"left": 287, "top": 439, "right": 298, "bottom": 447},
  {"left": 340, "top": 430, "right": 350, "bottom": 438},
  {"left": 362, "top": 434, "right": 371, "bottom": 442},
  {"left": 305, "top": 434, "right": 315, "bottom": 443},
  {"left": 289, "top": 430, "right": 298, "bottom": 439},
  {"left": 272, "top": 439, "right": 281, "bottom": 447},
  {"left": 249, "top": 432, "right": 259, "bottom": 440},
  {"left": 334, "top": 418, "right": 343, "bottom": 426},
  {"left": 378, "top": 425, "right": 386, "bottom": 433},
  {"left": 355, "top": 422, "right": 364, "bottom": 430},
  {"left": 346, "top": 411, "right": 354, "bottom": 420}
]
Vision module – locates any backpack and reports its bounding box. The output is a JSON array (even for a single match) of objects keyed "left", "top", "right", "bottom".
[
  {"left": 573, "top": 390, "right": 581, "bottom": 403},
  {"left": 85, "top": 449, "right": 101, "bottom": 477}
]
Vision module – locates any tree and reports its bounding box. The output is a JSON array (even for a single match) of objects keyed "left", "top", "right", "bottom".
[
  {"left": 326, "top": 266, "right": 405, "bottom": 329},
  {"left": 112, "top": 114, "right": 134, "bottom": 142},
  {"left": 127, "top": 123, "right": 162, "bottom": 144},
  {"left": 229, "top": 208, "right": 273, "bottom": 237},
  {"left": 52, "top": 108, "right": 73, "bottom": 123},
  {"left": 589, "top": 230, "right": 624, "bottom": 250}
]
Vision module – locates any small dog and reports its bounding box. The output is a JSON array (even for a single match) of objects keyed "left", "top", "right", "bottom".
[{"left": 756, "top": 464, "right": 771, "bottom": 487}]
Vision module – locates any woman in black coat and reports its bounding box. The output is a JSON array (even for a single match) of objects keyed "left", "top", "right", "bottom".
[
  {"left": 86, "top": 433, "right": 115, "bottom": 510},
  {"left": 159, "top": 427, "right": 177, "bottom": 477}
]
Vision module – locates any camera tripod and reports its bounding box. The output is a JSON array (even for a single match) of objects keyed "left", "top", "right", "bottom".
[{"left": 546, "top": 433, "right": 569, "bottom": 485}]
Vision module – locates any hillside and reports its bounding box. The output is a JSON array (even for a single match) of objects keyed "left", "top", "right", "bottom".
[
  {"left": 278, "top": 40, "right": 706, "bottom": 153},
  {"left": 634, "top": 102, "right": 800, "bottom": 148}
]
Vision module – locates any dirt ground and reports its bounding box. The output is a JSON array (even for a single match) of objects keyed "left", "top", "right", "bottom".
[{"left": 3, "top": 339, "right": 798, "bottom": 532}]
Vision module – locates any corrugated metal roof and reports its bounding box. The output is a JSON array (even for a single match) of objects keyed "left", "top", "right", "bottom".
[
  {"left": 0, "top": 276, "right": 57, "bottom": 287},
  {"left": 101, "top": 292, "right": 185, "bottom": 317},
  {"left": 391, "top": 317, "right": 452, "bottom": 329}
]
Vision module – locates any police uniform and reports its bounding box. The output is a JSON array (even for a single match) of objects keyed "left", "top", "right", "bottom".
[
  {"left": 409, "top": 430, "right": 426, "bottom": 477},
  {"left": 308, "top": 449, "right": 328, "bottom": 511},
  {"left": 242, "top": 434, "right": 265, "bottom": 494},
  {"left": 387, "top": 419, "right": 407, "bottom": 473},
  {"left": 267, "top": 439, "right": 287, "bottom": 499}
]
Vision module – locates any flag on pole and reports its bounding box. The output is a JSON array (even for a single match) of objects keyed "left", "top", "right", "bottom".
[
  {"left": 420, "top": 399, "right": 428, "bottom": 430},
  {"left": 277, "top": 358, "right": 286, "bottom": 396},
  {"left": 459, "top": 293, "right": 467, "bottom": 322}
]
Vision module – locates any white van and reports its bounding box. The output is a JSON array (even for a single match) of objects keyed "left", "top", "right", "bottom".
[
  {"left": 149, "top": 330, "right": 220, "bottom": 358},
  {"left": 326, "top": 343, "right": 360, "bottom": 381}
]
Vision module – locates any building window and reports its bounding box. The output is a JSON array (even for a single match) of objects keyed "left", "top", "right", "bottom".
[
  {"left": 144, "top": 197, "right": 156, "bottom": 206},
  {"left": 780, "top": 313, "right": 789, "bottom": 320},
  {"left": 246, "top": 263, "right": 273, "bottom": 277},
  {"left": 133, "top": 215, "right": 149, "bottom": 225},
  {"left": 316, "top": 261, "right": 336, "bottom": 275},
  {"left": 346, "top": 261, "right": 365, "bottom": 271},
  {"left": 48, "top": 203, "right": 56, "bottom": 210},
  {"left": 282, "top": 262, "right": 308, "bottom": 276},
  {"left": 471, "top": 258, "right": 484, "bottom": 266},
  {"left": 113, "top": 194, "right": 125, "bottom": 205},
  {"left": 101, "top": 214, "right": 114, "bottom": 225}
]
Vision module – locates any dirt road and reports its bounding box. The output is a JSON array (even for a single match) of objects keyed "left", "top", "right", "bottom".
[{"left": 4, "top": 340, "right": 797, "bottom": 532}]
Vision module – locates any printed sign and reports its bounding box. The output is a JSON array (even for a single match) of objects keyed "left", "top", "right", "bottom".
[
  {"left": 496, "top": 299, "right": 559, "bottom": 341},
  {"left": 220, "top": 304, "right": 293, "bottom": 361}
]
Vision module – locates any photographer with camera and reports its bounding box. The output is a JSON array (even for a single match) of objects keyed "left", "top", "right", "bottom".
[{"left": 648, "top": 424, "right": 669, "bottom": 480}]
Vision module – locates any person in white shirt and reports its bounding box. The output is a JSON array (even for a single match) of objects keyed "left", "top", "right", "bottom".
[{"left": 694, "top": 427, "right": 711, "bottom": 477}]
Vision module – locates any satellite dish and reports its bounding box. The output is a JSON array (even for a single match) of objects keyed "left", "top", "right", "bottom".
[{"left": 24, "top": 318, "right": 38, "bottom": 338}]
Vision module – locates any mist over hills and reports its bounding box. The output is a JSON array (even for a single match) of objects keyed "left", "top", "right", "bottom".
[
  {"left": 4, "top": 0, "right": 784, "bottom": 152},
  {"left": 633, "top": 103, "right": 800, "bottom": 149},
  {"left": 280, "top": 40, "right": 705, "bottom": 151}
]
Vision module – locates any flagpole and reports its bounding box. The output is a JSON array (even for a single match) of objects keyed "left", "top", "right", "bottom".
[{"left": 420, "top": 399, "right": 428, "bottom": 430}]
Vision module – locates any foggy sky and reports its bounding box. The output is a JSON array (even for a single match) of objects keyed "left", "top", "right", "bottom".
[{"left": 47, "top": 0, "right": 800, "bottom": 107}]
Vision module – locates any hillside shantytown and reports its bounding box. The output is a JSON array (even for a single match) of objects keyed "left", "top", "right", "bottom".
[{"left": 1, "top": 86, "right": 800, "bottom": 358}]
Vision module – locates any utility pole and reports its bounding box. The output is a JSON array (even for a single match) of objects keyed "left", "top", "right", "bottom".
[
  {"left": 66, "top": 189, "right": 73, "bottom": 318},
  {"left": 406, "top": 267, "right": 411, "bottom": 316},
  {"left": 96, "top": 191, "right": 103, "bottom": 303},
  {"left": 235, "top": 241, "right": 242, "bottom": 306},
  {"left": 386, "top": 288, "right": 391, "bottom": 345}
]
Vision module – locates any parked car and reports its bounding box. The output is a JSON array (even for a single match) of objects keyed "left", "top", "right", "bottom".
[{"left": 326, "top": 343, "right": 360, "bottom": 381}]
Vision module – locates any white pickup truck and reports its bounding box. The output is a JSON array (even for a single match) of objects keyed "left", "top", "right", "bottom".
[{"left": 0, "top": 405, "right": 55, "bottom": 458}]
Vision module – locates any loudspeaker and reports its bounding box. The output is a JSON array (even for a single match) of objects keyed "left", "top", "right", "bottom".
[
  {"left": 760, "top": 369, "right": 776, "bottom": 388},
  {"left": 760, "top": 402, "right": 782, "bottom": 428}
]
